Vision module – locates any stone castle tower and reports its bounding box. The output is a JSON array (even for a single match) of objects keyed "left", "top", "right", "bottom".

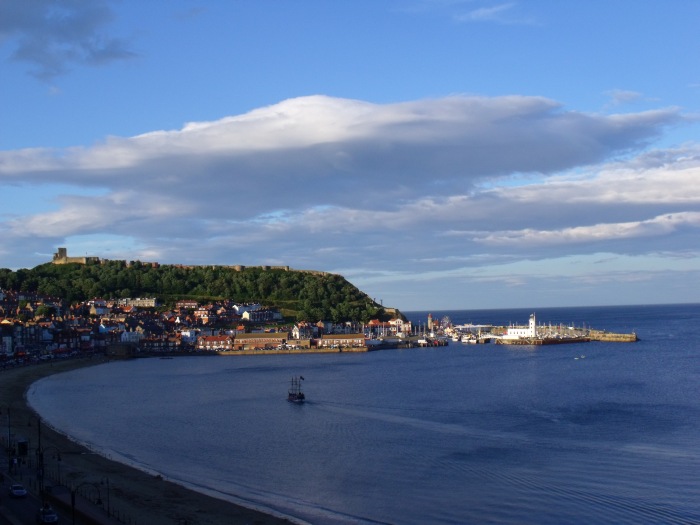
[{"left": 52, "top": 247, "right": 100, "bottom": 265}]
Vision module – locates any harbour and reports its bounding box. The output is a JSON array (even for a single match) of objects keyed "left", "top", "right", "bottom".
[{"left": 439, "top": 311, "right": 637, "bottom": 347}]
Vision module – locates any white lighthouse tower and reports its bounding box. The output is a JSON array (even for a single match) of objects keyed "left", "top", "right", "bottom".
[
  {"left": 504, "top": 313, "right": 537, "bottom": 339},
  {"left": 528, "top": 313, "right": 536, "bottom": 338}
]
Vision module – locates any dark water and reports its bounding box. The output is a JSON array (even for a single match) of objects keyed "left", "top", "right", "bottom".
[{"left": 29, "top": 304, "right": 700, "bottom": 524}]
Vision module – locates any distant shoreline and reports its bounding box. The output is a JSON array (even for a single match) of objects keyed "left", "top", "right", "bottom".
[{"left": 1, "top": 358, "right": 294, "bottom": 525}]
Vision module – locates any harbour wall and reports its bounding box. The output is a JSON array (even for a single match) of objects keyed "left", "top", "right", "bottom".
[
  {"left": 496, "top": 337, "right": 590, "bottom": 346},
  {"left": 588, "top": 330, "right": 638, "bottom": 342},
  {"left": 215, "top": 347, "right": 369, "bottom": 356}
]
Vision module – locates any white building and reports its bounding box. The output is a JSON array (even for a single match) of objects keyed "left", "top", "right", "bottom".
[
  {"left": 178, "top": 330, "right": 196, "bottom": 344},
  {"left": 389, "top": 318, "right": 413, "bottom": 335},
  {"left": 118, "top": 297, "right": 159, "bottom": 308},
  {"left": 503, "top": 313, "right": 537, "bottom": 339},
  {"left": 121, "top": 331, "right": 143, "bottom": 344},
  {"left": 233, "top": 303, "right": 261, "bottom": 315}
]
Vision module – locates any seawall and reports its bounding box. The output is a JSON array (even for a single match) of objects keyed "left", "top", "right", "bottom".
[
  {"left": 496, "top": 336, "right": 590, "bottom": 346},
  {"left": 215, "top": 347, "right": 369, "bottom": 355},
  {"left": 588, "top": 330, "right": 638, "bottom": 342}
]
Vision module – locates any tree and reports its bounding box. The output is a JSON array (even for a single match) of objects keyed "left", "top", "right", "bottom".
[
  {"left": 34, "top": 305, "right": 55, "bottom": 318},
  {"left": 0, "top": 262, "right": 393, "bottom": 323}
]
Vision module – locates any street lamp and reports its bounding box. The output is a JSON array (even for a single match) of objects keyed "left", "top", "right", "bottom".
[
  {"left": 100, "top": 476, "right": 111, "bottom": 516},
  {"left": 27, "top": 415, "right": 44, "bottom": 493},
  {"left": 0, "top": 406, "right": 11, "bottom": 472},
  {"left": 0, "top": 405, "right": 20, "bottom": 474}
]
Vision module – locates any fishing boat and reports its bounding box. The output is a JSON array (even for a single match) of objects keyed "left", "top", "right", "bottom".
[{"left": 287, "top": 376, "right": 305, "bottom": 403}]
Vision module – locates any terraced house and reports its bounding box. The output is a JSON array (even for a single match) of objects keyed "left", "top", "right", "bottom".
[
  {"left": 233, "top": 332, "right": 289, "bottom": 350},
  {"left": 320, "top": 333, "right": 366, "bottom": 348},
  {"left": 197, "top": 335, "right": 234, "bottom": 351}
]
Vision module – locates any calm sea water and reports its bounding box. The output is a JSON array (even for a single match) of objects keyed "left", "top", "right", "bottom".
[{"left": 29, "top": 304, "right": 700, "bottom": 524}]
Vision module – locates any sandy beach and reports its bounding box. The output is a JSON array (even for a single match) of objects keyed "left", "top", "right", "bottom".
[{"left": 1, "top": 357, "right": 292, "bottom": 525}]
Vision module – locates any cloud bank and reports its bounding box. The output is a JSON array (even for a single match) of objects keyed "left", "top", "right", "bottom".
[{"left": 0, "top": 94, "right": 698, "bottom": 308}]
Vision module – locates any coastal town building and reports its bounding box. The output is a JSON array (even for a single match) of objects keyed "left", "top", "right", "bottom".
[
  {"left": 140, "top": 336, "right": 181, "bottom": 353},
  {"left": 319, "top": 333, "right": 366, "bottom": 348},
  {"left": 0, "top": 286, "right": 390, "bottom": 359},
  {"left": 367, "top": 318, "right": 411, "bottom": 337},
  {"left": 1, "top": 324, "right": 12, "bottom": 354},
  {"left": 241, "top": 308, "right": 276, "bottom": 323},
  {"left": 292, "top": 322, "right": 317, "bottom": 340},
  {"left": 178, "top": 330, "right": 199, "bottom": 345},
  {"left": 388, "top": 318, "right": 412, "bottom": 336},
  {"left": 233, "top": 332, "right": 289, "bottom": 350},
  {"left": 90, "top": 303, "right": 111, "bottom": 316},
  {"left": 197, "top": 335, "right": 234, "bottom": 351},
  {"left": 118, "top": 297, "right": 159, "bottom": 308},
  {"left": 194, "top": 307, "right": 218, "bottom": 325},
  {"left": 502, "top": 313, "right": 537, "bottom": 340},
  {"left": 176, "top": 300, "right": 199, "bottom": 310},
  {"left": 120, "top": 330, "right": 143, "bottom": 344},
  {"left": 232, "top": 303, "right": 262, "bottom": 315}
]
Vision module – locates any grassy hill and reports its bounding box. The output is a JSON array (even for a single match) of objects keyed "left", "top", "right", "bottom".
[{"left": 0, "top": 261, "right": 395, "bottom": 323}]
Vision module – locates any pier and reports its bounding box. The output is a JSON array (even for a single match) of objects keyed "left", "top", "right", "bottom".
[
  {"left": 588, "top": 330, "right": 638, "bottom": 342},
  {"left": 448, "top": 312, "right": 638, "bottom": 346},
  {"left": 495, "top": 335, "right": 590, "bottom": 346}
]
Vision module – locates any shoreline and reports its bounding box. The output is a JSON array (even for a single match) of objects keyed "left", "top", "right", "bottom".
[{"left": 1, "top": 357, "right": 294, "bottom": 525}]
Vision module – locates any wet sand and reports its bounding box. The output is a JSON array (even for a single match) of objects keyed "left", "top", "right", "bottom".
[{"left": 1, "top": 357, "right": 293, "bottom": 525}]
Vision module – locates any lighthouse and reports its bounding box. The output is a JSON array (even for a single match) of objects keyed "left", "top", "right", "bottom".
[{"left": 504, "top": 312, "right": 538, "bottom": 339}]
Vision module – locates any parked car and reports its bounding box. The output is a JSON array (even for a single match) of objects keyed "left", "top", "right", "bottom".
[
  {"left": 9, "top": 483, "right": 28, "bottom": 497},
  {"left": 37, "top": 505, "right": 59, "bottom": 523}
]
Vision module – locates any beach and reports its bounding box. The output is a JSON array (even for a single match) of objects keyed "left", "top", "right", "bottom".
[{"left": 1, "top": 357, "right": 292, "bottom": 525}]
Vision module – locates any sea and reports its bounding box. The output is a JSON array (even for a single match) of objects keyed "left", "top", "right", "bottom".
[{"left": 28, "top": 304, "right": 700, "bottom": 525}]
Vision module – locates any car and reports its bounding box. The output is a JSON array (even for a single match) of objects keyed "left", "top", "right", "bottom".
[
  {"left": 9, "top": 483, "right": 28, "bottom": 498},
  {"left": 37, "top": 505, "right": 59, "bottom": 523}
]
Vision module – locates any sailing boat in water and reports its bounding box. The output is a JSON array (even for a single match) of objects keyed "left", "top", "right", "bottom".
[{"left": 287, "top": 376, "right": 305, "bottom": 403}]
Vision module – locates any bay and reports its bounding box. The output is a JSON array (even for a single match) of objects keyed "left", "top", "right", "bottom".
[{"left": 28, "top": 304, "right": 700, "bottom": 524}]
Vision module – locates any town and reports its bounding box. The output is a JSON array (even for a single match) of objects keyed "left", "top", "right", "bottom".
[{"left": 0, "top": 288, "right": 418, "bottom": 364}]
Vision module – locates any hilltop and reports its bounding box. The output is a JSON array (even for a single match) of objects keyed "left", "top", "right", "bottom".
[{"left": 0, "top": 256, "right": 399, "bottom": 323}]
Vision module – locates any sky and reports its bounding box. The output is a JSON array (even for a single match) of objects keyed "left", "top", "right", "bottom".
[{"left": 1, "top": 1, "right": 699, "bottom": 311}]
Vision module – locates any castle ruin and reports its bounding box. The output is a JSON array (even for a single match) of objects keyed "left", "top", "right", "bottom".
[{"left": 52, "top": 247, "right": 100, "bottom": 265}]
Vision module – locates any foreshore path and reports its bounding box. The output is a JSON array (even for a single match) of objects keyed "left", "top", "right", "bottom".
[{"left": 0, "top": 357, "right": 294, "bottom": 525}]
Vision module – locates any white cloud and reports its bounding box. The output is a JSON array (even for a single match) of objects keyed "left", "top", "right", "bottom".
[
  {"left": 0, "top": 94, "right": 698, "bottom": 308},
  {"left": 605, "top": 89, "right": 644, "bottom": 106},
  {"left": 454, "top": 2, "right": 536, "bottom": 25},
  {"left": 474, "top": 212, "right": 700, "bottom": 246},
  {"left": 459, "top": 3, "right": 515, "bottom": 21},
  {"left": 400, "top": 0, "right": 536, "bottom": 25},
  {"left": 0, "top": 95, "right": 680, "bottom": 187}
]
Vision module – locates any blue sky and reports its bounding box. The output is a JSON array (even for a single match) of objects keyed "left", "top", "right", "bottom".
[{"left": 1, "top": 0, "right": 699, "bottom": 311}]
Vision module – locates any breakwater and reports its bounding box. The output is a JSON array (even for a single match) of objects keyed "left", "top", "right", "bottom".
[
  {"left": 496, "top": 336, "right": 590, "bottom": 346},
  {"left": 588, "top": 330, "right": 638, "bottom": 342},
  {"left": 495, "top": 331, "right": 638, "bottom": 345}
]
